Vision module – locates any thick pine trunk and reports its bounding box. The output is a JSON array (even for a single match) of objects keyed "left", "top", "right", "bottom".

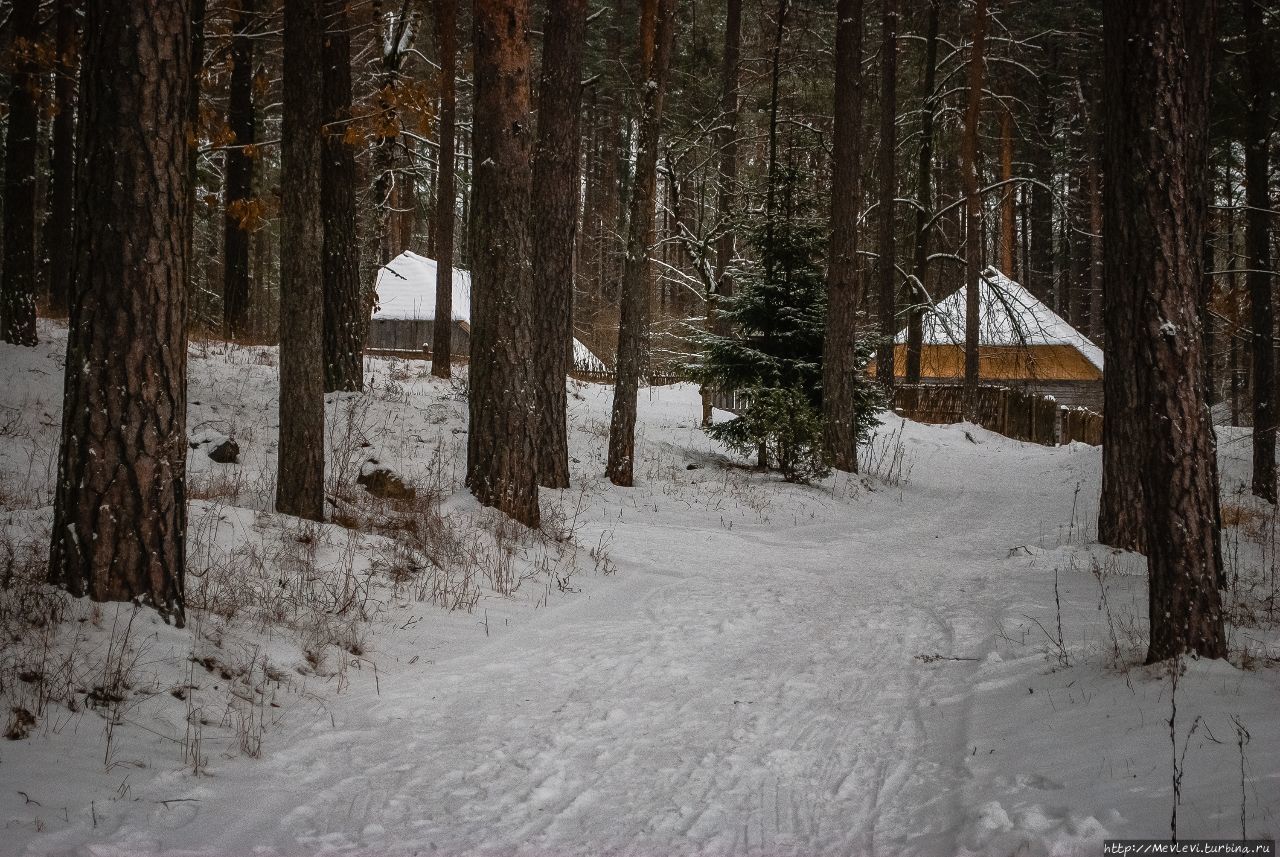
[
  {"left": 468, "top": 0, "right": 541, "bottom": 527},
  {"left": 822, "top": 0, "right": 865, "bottom": 472},
  {"left": 531, "top": 0, "right": 588, "bottom": 489},
  {"left": 874, "top": 0, "right": 898, "bottom": 392},
  {"left": 1, "top": 0, "right": 41, "bottom": 346},
  {"left": 961, "top": 0, "right": 987, "bottom": 418},
  {"left": 905, "top": 0, "right": 939, "bottom": 386},
  {"left": 431, "top": 0, "right": 457, "bottom": 378},
  {"left": 606, "top": 0, "right": 676, "bottom": 487},
  {"left": 277, "top": 0, "right": 326, "bottom": 521},
  {"left": 1243, "top": 0, "right": 1275, "bottom": 502},
  {"left": 48, "top": 0, "right": 192, "bottom": 623},
  {"left": 45, "top": 0, "right": 79, "bottom": 319},
  {"left": 1097, "top": 325, "right": 1146, "bottom": 553},
  {"left": 186, "top": 0, "right": 206, "bottom": 299},
  {"left": 223, "top": 0, "right": 256, "bottom": 341},
  {"left": 1103, "top": 0, "right": 1225, "bottom": 661},
  {"left": 321, "top": 0, "right": 364, "bottom": 393}
]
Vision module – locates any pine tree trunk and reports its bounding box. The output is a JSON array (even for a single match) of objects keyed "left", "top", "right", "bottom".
[
  {"left": 1068, "top": 89, "right": 1091, "bottom": 332},
  {"left": 961, "top": 0, "right": 987, "bottom": 418},
  {"left": 1098, "top": 87, "right": 1146, "bottom": 553},
  {"left": 48, "top": 0, "right": 192, "bottom": 623},
  {"left": 577, "top": 87, "right": 601, "bottom": 318},
  {"left": 468, "top": 0, "right": 541, "bottom": 527},
  {"left": 596, "top": 8, "right": 625, "bottom": 305},
  {"left": 1097, "top": 319, "right": 1147, "bottom": 553},
  {"left": 321, "top": 0, "right": 364, "bottom": 393},
  {"left": 1243, "top": 0, "right": 1275, "bottom": 502},
  {"left": 277, "top": 0, "right": 326, "bottom": 521},
  {"left": 1028, "top": 75, "right": 1056, "bottom": 306},
  {"left": 223, "top": 0, "right": 256, "bottom": 341},
  {"left": 874, "top": 0, "right": 898, "bottom": 391},
  {"left": 763, "top": 0, "right": 786, "bottom": 237},
  {"left": 1, "top": 0, "right": 41, "bottom": 346},
  {"left": 1088, "top": 149, "right": 1104, "bottom": 338},
  {"left": 1000, "top": 107, "right": 1016, "bottom": 275},
  {"left": 186, "top": 0, "right": 206, "bottom": 299},
  {"left": 431, "top": 0, "right": 457, "bottom": 378},
  {"left": 1228, "top": 180, "right": 1242, "bottom": 426},
  {"left": 398, "top": 136, "right": 418, "bottom": 251},
  {"left": 1103, "top": 0, "right": 1225, "bottom": 661},
  {"left": 606, "top": 0, "right": 676, "bottom": 487},
  {"left": 905, "top": 0, "right": 938, "bottom": 386},
  {"left": 45, "top": 0, "right": 79, "bottom": 319},
  {"left": 1069, "top": 170, "right": 1090, "bottom": 331},
  {"left": 822, "top": 0, "right": 865, "bottom": 472},
  {"left": 703, "top": 0, "right": 742, "bottom": 425},
  {"left": 531, "top": 0, "right": 588, "bottom": 489}
]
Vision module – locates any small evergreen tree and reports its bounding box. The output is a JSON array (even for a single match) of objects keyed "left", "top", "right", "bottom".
[{"left": 694, "top": 166, "right": 883, "bottom": 482}]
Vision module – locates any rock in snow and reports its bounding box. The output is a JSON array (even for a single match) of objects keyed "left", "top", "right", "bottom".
[
  {"left": 357, "top": 458, "right": 416, "bottom": 500},
  {"left": 189, "top": 428, "right": 240, "bottom": 463}
]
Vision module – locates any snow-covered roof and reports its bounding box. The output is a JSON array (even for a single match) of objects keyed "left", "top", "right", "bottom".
[
  {"left": 895, "top": 267, "right": 1104, "bottom": 372},
  {"left": 373, "top": 251, "right": 471, "bottom": 323},
  {"left": 372, "top": 251, "right": 607, "bottom": 373}
]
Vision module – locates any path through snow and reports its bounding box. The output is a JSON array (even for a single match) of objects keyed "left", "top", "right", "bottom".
[{"left": 3, "top": 332, "right": 1277, "bottom": 856}]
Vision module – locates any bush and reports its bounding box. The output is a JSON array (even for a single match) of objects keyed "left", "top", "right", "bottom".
[{"left": 708, "top": 386, "right": 830, "bottom": 483}]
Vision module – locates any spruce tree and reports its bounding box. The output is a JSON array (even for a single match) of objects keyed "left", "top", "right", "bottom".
[{"left": 695, "top": 167, "right": 882, "bottom": 482}]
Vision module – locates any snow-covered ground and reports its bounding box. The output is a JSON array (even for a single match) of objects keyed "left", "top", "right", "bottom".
[{"left": 1, "top": 321, "right": 1277, "bottom": 856}]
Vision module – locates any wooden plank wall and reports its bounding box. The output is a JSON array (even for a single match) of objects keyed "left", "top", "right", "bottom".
[{"left": 893, "top": 384, "right": 1102, "bottom": 446}]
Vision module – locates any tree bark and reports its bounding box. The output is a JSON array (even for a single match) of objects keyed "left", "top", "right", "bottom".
[
  {"left": 1088, "top": 146, "right": 1103, "bottom": 338},
  {"left": 1243, "top": 0, "right": 1275, "bottom": 502},
  {"left": 1028, "top": 69, "right": 1056, "bottom": 307},
  {"left": 961, "top": 0, "right": 987, "bottom": 418},
  {"left": 822, "top": 0, "right": 865, "bottom": 472},
  {"left": 905, "top": 0, "right": 938, "bottom": 385},
  {"left": 874, "top": 0, "right": 898, "bottom": 391},
  {"left": 431, "top": 0, "right": 458, "bottom": 378},
  {"left": 763, "top": 0, "right": 786, "bottom": 242},
  {"left": 1103, "top": 0, "right": 1225, "bottom": 661},
  {"left": 531, "top": 0, "right": 588, "bottom": 489},
  {"left": 321, "top": 0, "right": 364, "bottom": 393},
  {"left": 702, "top": 0, "right": 742, "bottom": 425},
  {"left": 606, "top": 0, "right": 677, "bottom": 487},
  {"left": 45, "top": 0, "right": 79, "bottom": 319},
  {"left": 223, "top": 0, "right": 256, "bottom": 341},
  {"left": 999, "top": 106, "right": 1016, "bottom": 276},
  {"left": 1068, "top": 86, "right": 1091, "bottom": 332},
  {"left": 48, "top": 0, "right": 192, "bottom": 623},
  {"left": 598, "top": 12, "right": 624, "bottom": 304},
  {"left": 1, "top": 0, "right": 41, "bottom": 346},
  {"left": 186, "top": 0, "right": 206, "bottom": 300},
  {"left": 468, "top": 0, "right": 541, "bottom": 526},
  {"left": 277, "top": 0, "right": 326, "bottom": 521}
]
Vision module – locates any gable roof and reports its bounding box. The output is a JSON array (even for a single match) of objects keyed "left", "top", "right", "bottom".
[
  {"left": 371, "top": 251, "right": 606, "bottom": 372},
  {"left": 895, "top": 266, "right": 1104, "bottom": 372},
  {"left": 373, "top": 251, "right": 471, "bottom": 323}
]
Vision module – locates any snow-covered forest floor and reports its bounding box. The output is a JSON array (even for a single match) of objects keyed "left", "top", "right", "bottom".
[{"left": 1, "top": 321, "right": 1278, "bottom": 856}]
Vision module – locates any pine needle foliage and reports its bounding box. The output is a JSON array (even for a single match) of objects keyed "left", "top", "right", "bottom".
[{"left": 692, "top": 166, "right": 883, "bottom": 482}]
